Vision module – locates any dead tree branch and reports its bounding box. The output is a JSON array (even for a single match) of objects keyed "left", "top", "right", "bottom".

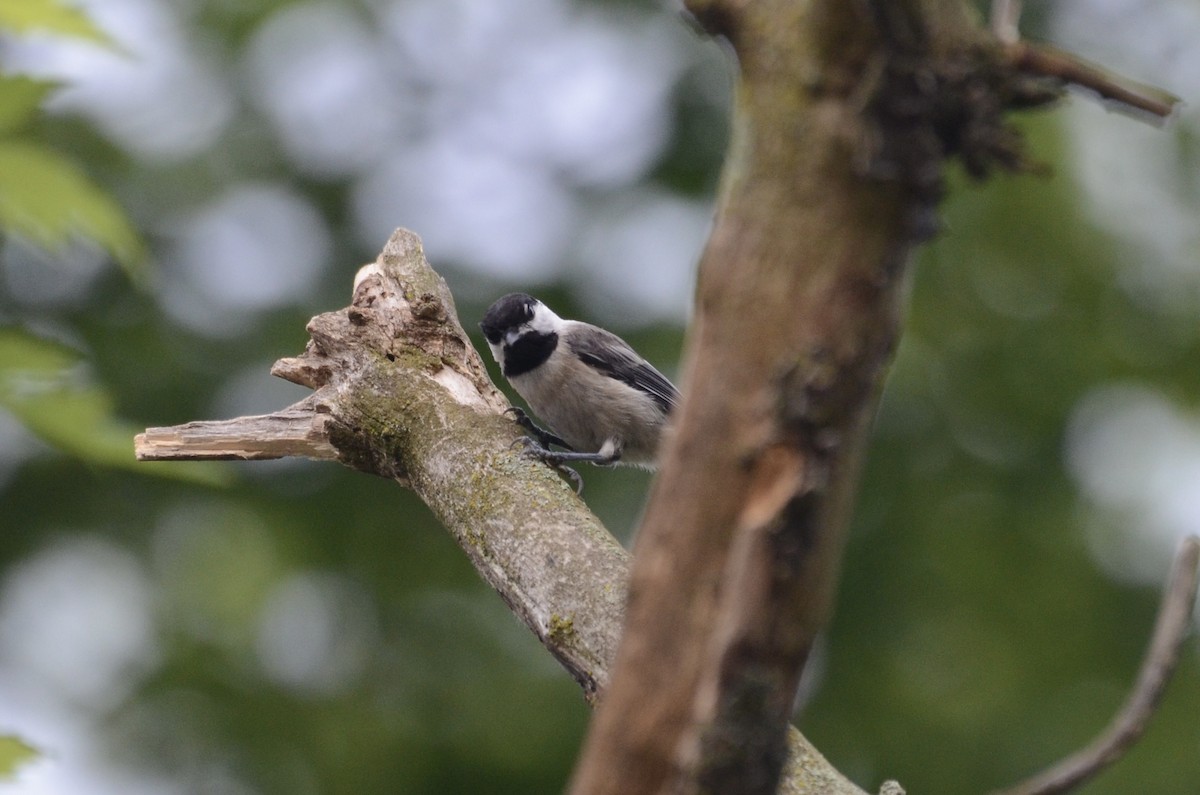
[
  {"left": 139, "top": 230, "right": 624, "bottom": 701},
  {"left": 994, "top": 536, "right": 1200, "bottom": 795},
  {"left": 135, "top": 227, "right": 872, "bottom": 795},
  {"left": 991, "top": 0, "right": 1179, "bottom": 120},
  {"left": 137, "top": 405, "right": 337, "bottom": 461},
  {"left": 1004, "top": 42, "right": 1178, "bottom": 121}
]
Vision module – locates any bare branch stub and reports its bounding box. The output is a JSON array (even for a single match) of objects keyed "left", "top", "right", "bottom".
[
  {"left": 990, "top": 0, "right": 1022, "bottom": 44},
  {"left": 995, "top": 536, "right": 1200, "bottom": 795},
  {"left": 134, "top": 404, "right": 337, "bottom": 461},
  {"left": 1005, "top": 42, "right": 1179, "bottom": 121},
  {"left": 988, "top": 0, "right": 1179, "bottom": 121}
]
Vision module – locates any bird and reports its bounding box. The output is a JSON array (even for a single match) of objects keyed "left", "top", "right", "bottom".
[{"left": 479, "top": 293, "right": 679, "bottom": 479}]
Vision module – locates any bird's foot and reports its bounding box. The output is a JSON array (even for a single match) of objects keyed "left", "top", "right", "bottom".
[
  {"left": 511, "top": 436, "right": 585, "bottom": 493},
  {"left": 504, "top": 406, "right": 571, "bottom": 450}
]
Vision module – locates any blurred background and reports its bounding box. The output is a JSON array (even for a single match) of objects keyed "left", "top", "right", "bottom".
[{"left": 1, "top": 0, "right": 1198, "bottom": 792}]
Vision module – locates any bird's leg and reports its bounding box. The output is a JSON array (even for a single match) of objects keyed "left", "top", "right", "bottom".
[
  {"left": 505, "top": 406, "right": 571, "bottom": 450},
  {"left": 528, "top": 448, "right": 622, "bottom": 467},
  {"left": 514, "top": 435, "right": 621, "bottom": 468}
]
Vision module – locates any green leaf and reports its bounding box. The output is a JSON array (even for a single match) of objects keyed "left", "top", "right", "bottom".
[
  {"left": 0, "top": 75, "right": 59, "bottom": 133},
  {"left": 0, "top": 327, "right": 230, "bottom": 486},
  {"left": 0, "top": 140, "right": 146, "bottom": 280},
  {"left": 0, "top": 735, "right": 38, "bottom": 780},
  {"left": 0, "top": 0, "right": 110, "bottom": 44},
  {"left": 0, "top": 325, "right": 79, "bottom": 371}
]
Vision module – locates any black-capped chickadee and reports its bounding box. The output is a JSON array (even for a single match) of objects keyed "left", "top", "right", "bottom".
[{"left": 479, "top": 293, "right": 679, "bottom": 476}]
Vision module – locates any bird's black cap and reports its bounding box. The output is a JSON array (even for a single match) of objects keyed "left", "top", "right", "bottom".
[{"left": 480, "top": 293, "right": 537, "bottom": 344}]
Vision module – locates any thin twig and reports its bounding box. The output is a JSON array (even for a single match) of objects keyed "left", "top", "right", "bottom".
[
  {"left": 1006, "top": 42, "right": 1179, "bottom": 121},
  {"left": 994, "top": 535, "right": 1200, "bottom": 795},
  {"left": 990, "top": 0, "right": 1178, "bottom": 120},
  {"left": 990, "top": 0, "right": 1022, "bottom": 45}
]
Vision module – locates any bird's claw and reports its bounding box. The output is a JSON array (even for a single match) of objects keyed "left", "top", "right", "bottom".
[
  {"left": 504, "top": 406, "right": 571, "bottom": 450},
  {"left": 511, "top": 436, "right": 584, "bottom": 494},
  {"left": 559, "top": 466, "right": 584, "bottom": 494},
  {"left": 504, "top": 405, "right": 530, "bottom": 423},
  {"left": 509, "top": 435, "right": 535, "bottom": 452}
]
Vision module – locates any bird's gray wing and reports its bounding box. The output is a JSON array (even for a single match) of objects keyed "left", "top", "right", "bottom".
[{"left": 569, "top": 325, "right": 680, "bottom": 415}]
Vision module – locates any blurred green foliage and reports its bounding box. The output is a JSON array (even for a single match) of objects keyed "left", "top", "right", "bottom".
[
  {"left": 0, "top": 327, "right": 225, "bottom": 482},
  {"left": 0, "top": 1, "right": 149, "bottom": 479},
  {"left": 0, "top": 139, "right": 143, "bottom": 275},
  {"left": 0, "top": 9, "right": 142, "bottom": 278},
  {"left": 0, "top": 2, "right": 1197, "bottom": 795},
  {"left": 0, "top": 0, "right": 110, "bottom": 44},
  {"left": 0, "top": 735, "right": 38, "bottom": 780}
]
